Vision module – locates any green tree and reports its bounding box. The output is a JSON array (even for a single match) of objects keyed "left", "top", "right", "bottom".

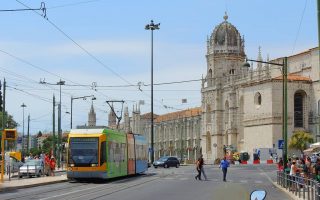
[
  {"left": 29, "top": 147, "right": 42, "bottom": 156},
  {"left": 0, "top": 111, "right": 18, "bottom": 129},
  {"left": 41, "top": 135, "right": 57, "bottom": 154},
  {"left": 289, "top": 130, "right": 314, "bottom": 154}
]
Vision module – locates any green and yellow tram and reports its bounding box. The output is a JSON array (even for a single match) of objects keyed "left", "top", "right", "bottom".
[{"left": 67, "top": 128, "right": 148, "bottom": 180}]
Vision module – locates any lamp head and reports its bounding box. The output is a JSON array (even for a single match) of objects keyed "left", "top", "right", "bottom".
[
  {"left": 243, "top": 61, "right": 251, "bottom": 68},
  {"left": 92, "top": 97, "right": 97, "bottom": 100}
]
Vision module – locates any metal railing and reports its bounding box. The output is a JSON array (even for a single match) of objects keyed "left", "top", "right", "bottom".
[{"left": 277, "top": 171, "right": 320, "bottom": 200}]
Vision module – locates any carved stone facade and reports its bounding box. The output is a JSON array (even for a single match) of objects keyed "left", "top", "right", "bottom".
[
  {"left": 201, "top": 14, "right": 318, "bottom": 163},
  {"left": 122, "top": 105, "right": 201, "bottom": 163},
  {"left": 119, "top": 14, "right": 320, "bottom": 164}
]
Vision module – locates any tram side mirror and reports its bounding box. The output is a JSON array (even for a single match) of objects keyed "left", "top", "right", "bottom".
[{"left": 250, "top": 190, "right": 266, "bottom": 200}]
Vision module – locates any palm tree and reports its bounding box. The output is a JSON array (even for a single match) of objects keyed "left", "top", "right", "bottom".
[{"left": 288, "top": 130, "right": 314, "bottom": 154}]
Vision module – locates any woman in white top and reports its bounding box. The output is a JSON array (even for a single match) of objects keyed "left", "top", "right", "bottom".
[{"left": 290, "top": 161, "right": 297, "bottom": 191}]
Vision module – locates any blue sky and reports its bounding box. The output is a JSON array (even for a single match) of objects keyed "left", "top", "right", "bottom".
[{"left": 0, "top": 0, "right": 317, "bottom": 134}]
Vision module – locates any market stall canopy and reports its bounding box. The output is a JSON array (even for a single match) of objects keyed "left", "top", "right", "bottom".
[
  {"left": 304, "top": 146, "right": 320, "bottom": 155},
  {"left": 310, "top": 142, "right": 320, "bottom": 148}
]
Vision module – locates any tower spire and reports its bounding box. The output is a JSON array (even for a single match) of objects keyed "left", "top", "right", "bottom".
[{"left": 223, "top": 11, "right": 228, "bottom": 21}]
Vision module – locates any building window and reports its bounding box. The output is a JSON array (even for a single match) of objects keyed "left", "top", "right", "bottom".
[
  {"left": 294, "top": 91, "right": 304, "bottom": 127},
  {"left": 254, "top": 92, "right": 262, "bottom": 107},
  {"left": 208, "top": 69, "right": 212, "bottom": 86}
]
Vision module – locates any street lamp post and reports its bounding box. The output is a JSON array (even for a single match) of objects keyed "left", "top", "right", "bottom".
[
  {"left": 70, "top": 95, "right": 96, "bottom": 129},
  {"left": 57, "top": 80, "right": 65, "bottom": 168},
  {"left": 243, "top": 57, "right": 288, "bottom": 168},
  {"left": 145, "top": 20, "right": 160, "bottom": 164},
  {"left": 21, "top": 103, "right": 27, "bottom": 157}
]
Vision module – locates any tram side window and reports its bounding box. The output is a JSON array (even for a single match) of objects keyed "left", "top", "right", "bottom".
[
  {"left": 100, "top": 141, "right": 106, "bottom": 165},
  {"left": 108, "top": 141, "right": 114, "bottom": 162}
]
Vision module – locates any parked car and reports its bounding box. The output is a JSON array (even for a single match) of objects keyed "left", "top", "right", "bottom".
[
  {"left": 19, "top": 159, "right": 44, "bottom": 178},
  {"left": 153, "top": 156, "right": 180, "bottom": 168},
  {"left": 9, "top": 156, "right": 24, "bottom": 173}
]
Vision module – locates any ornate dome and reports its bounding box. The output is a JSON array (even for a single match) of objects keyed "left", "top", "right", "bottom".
[
  {"left": 207, "top": 13, "right": 245, "bottom": 56},
  {"left": 212, "top": 14, "right": 239, "bottom": 46}
]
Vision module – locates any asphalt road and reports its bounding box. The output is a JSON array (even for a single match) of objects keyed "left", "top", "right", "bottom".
[{"left": 0, "top": 164, "right": 292, "bottom": 200}]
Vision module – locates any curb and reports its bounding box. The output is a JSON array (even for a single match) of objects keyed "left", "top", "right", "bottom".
[
  {"left": 272, "top": 181, "right": 302, "bottom": 200},
  {"left": 0, "top": 179, "right": 68, "bottom": 192}
]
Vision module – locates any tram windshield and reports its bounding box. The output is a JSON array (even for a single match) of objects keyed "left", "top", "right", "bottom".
[{"left": 69, "top": 137, "right": 99, "bottom": 166}]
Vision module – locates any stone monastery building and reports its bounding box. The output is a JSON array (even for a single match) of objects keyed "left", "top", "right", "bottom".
[{"left": 117, "top": 14, "right": 320, "bottom": 164}]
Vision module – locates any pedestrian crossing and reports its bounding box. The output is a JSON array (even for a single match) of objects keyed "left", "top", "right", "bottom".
[{"left": 158, "top": 174, "right": 265, "bottom": 184}]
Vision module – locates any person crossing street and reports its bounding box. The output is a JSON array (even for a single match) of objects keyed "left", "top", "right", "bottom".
[{"left": 219, "top": 157, "right": 230, "bottom": 182}]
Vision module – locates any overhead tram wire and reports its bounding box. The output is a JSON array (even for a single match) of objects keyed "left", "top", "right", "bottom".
[
  {"left": 46, "top": 0, "right": 103, "bottom": 9},
  {"left": 7, "top": 85, "right": 52, "bottom": 103},
  {"left": 291, "top": 0, "right": 308, "bottom": 54},
  {"left": 15, "top": 0, "right": 184, "bottom": 111},
  {"left": 15, "top": 0, "right": 132, "bottom": 86}
]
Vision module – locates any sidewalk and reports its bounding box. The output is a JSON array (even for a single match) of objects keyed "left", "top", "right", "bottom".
[{"left": 0, "top": 168, "right": 68, "bottom": 192}]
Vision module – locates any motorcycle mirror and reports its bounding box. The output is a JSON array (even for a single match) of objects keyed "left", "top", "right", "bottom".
[{"left": 250, "top": 190, "right": 266, "bottom": 200}]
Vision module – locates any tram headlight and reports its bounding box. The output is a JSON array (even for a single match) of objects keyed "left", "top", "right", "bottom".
[
  {"left": 69, "top": 164, "right": 75, "bottom": 167},
  {"left": 91, "top": 164, "right": 97, "bottom": 167}
]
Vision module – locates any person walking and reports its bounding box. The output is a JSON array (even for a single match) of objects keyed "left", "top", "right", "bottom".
[
  {"left": 219, "top": 157, "right": 230, "bottom": 182},
  {"left": 195, "top": 156, "right": 202, "bottom": 180},
  {"left": 198, "top": 155, "right": 207, "bottom": 180}
]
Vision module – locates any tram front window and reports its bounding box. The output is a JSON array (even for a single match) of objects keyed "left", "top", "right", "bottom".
[{"left": 69, "top": 137, "right": 98, "bottom": 167}]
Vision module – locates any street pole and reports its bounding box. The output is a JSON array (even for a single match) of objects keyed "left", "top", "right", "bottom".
[
  {"left": 3, "top": 79, "right": 6, "bottom": 129},
  {"left": 27, "top": 114, "right": 30, "bottom": 153},
  {"left": 318, "top": 0, "right": 320, "bottom": 80},
  {"left": 52, "top": 94, "right": 56, "bottom": 158},
  {"left": 21, "top": 103, "right": 26, "bottom": 157},
  {"left": 57, "top": 79, "right": 64, "bottom": 168},
  {"left": 317, "top": 0, "right": 320, "bottom": 142},
  {"left": 71, "top": 97, "right": 73, "bottom": 129},
  {"left": 283, "top": 57, "right": 288, "bottom": 168},
  {"left": 145, "top": 20, "right": 160, "bottom": 164}
]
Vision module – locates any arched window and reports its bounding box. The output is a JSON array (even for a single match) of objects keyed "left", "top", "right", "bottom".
[
  {"left": 208, "top": 69, "right": 213, "bottom": 86},
  {"left": 254, "top": 92, "right": 262, "bottom": 108},
  {"left": 294, "top": 91, "right": 306, "bottom": 128},
  {"left": 229, "top": 69, "right": 235, "bottom": 75}
]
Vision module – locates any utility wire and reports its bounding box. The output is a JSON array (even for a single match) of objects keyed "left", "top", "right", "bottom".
[
  {"left": 47, "top": 0, "right": 103, "bottom": 9},
  {"left": 15, "top": 0, "right": 183, "bottom": 111},
  {"left": 291, "top": 0, "right": 308, "bottom": 54}
]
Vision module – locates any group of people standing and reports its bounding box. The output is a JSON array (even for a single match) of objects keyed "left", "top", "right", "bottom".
[
  {"left": 44, "top": 153, "right": 56, "bottom": 176},
  {"left": 195, "top": 155, "right": 230, "bottom": 181},
  {"left": 23, "top": 152, "right": 56, "bottom": 176}
]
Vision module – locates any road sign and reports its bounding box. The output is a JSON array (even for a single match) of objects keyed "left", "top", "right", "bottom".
[
  {"left": 17, "top": 137, "right": 22, "bottom": 144},
  {"left": 278, "top": 140, "right": 284, "bottom": 149}
]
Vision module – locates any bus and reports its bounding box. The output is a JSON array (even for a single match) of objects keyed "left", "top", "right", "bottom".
[{"left": 67, "top": 128, "right": 148, "bottom": 180}]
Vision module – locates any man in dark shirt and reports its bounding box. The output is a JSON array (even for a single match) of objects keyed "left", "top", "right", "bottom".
[{"left": 314, "top": 158, "right": 320, "bottom": 178}]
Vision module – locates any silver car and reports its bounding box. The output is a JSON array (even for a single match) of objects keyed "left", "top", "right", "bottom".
[{"left": 19, "top": 159, "right": 44, "bottom": 178}]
